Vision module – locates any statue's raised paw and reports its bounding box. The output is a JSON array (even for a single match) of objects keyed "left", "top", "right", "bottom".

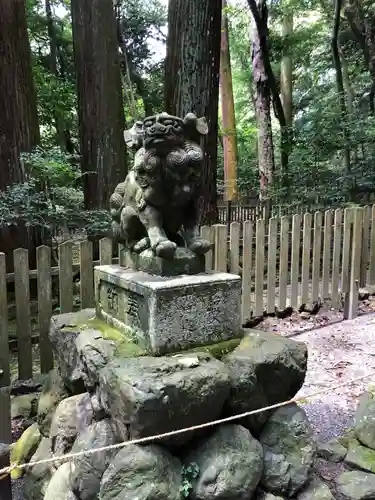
[
  {"left": 188, "top": 238, "right": 213, "bottom": 255},
  {"left": 132, "top": 237, "right": 150, "bottom": 253},
  {"left": 153, "top": 239, "right": 177, "bottom": 259}
]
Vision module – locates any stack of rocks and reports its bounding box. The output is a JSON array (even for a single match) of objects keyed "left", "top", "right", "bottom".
[{"left": 19, "top": 307, "right": 324, "bottom": 500}]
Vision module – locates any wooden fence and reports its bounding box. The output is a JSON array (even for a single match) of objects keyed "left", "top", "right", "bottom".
[{"left": 0, "top": 205, "right": 372, "bottom": 386}]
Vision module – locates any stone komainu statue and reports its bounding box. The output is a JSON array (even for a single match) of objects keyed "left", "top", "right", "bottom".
[{"left": 109, "top": 112, "right": 213, "bottom": 259}]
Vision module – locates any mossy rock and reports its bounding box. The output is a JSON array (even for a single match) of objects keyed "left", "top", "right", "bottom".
[
  {"left": 345, "top": 437, "right": 375, "bottom": 473},
  {"left": 10, "top": 422, "right": 41, "bottom": 479}
]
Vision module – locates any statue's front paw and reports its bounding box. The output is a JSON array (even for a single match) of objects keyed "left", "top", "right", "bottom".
[
  {"left": 132, "top": 237, "right": 150, "bottom": 253},
  {"left": 188, "top": 238, "right": 213, "bottom": 255},
  {"left": 154, "top": 239, "right": 177, "bottom": 259}
]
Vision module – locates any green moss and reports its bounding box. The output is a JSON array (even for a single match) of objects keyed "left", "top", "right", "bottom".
[
  {"left": 347, "top": 438, "right": 375, "bottom": 473},
  {"left": 61, "top": 316, "right": 146, "bottom": 359},
  {"left": 170, "top": 337, "right": 242, "bottom": 360}
]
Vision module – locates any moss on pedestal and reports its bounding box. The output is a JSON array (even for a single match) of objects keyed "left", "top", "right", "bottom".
[{"left": 171, "top": 337, "right": 242, "bottom": 360}]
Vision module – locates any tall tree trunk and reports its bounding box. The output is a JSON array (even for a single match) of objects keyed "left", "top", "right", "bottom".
[
  {"left": 220, "top": 0, "right": 238, "bottom": 204},
  {"left": 71, "top": 0, "right": 126, "bottom": 210},
  {"left": 165, "top": 0, "right": 222, "bottom": 225},
  {"left": 251, "top": 0, "right": 275, "bottom": 202},
  {"left": 0, "top": 0, "right": 42, "bottom": 272},
  {"left": 280, "top": 11, "right": 293, "bottom": 127},
  {"left": 0, "top": 0, "right": 39, "bottom": 189},
  {"left": 45, "top": 0, "right": 67, "bottom": 150},
  {"left": 247, "top": 0, "right": 290, "bottom": 198},
  {"left": 332, "top": 0, "right": 351, "bottom": 184}
]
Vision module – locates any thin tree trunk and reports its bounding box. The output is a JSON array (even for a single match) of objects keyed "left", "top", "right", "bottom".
[
  {"left": 247, "top": 0, "right": 290, "bottom": 197},
  {"left": 220, "top": 0, "right": 238, "bottom": 203},
  {"left": 71, "top": 0, "right": 126, "bottom": 210},
  {"left": 332, "top": 0, "right": 351, "bottom": 181},
  {"left": 45, "top": 0, "right": 66, "bottom": 150},
  {"left": 280, "top": 11, "right": 293, "bottom": 127},
  {"left": 165, "top": 0, "right": 222, "bottom": 225},
  {"left": 251, "top": 0, "right": 275, "bottom": 201}
]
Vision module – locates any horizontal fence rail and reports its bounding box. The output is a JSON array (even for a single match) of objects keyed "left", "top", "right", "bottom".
[{"left": 0, "top": 205, "right": 372, "bottom": 386}]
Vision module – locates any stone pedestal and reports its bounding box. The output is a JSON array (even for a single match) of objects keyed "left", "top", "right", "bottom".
[{"left": 94, "top": 264, "right": 242, "bottom": 355}]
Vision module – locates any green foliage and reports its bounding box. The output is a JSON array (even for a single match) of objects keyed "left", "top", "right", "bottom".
[
  {"left": 0, "top": 148, "right": 111, "bottom": 237},
  {"left": 179, "top": 462, "right": 200, "bottom": 498}
]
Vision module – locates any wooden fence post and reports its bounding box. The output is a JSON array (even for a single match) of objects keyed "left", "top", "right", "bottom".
[
  {"left": 241, "top": 221, "right": 253, "bottom": 324},
  {"left": 14, "top": 248, "right": 32, "bottom": 380},
  {"left": 213, "top": 224, "right": 227, "bottom": 272},
  {"left": 59, "top": 241, "right": 73, "bottom": 314},
  {"left": 254, "top": 218, "right": 265, "bottom": 317},
  {"left": 0, "top": 444, "right": 12, "bottom": 500},
  {"left": 347, "top": 207, "right": 363, "bottom": 319},
  {"left": 37, "top": 246, "right": 53, "bottom": 373}
]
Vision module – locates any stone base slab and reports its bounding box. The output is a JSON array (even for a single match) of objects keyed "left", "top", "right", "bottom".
[{"left": 94, "top": 265, "right": 242, "bottom": 355}]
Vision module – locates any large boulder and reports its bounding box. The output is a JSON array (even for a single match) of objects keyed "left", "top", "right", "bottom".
[
  {"left": 99, "top": 444, "right": 181, "bottom": 500},
  {"left": 259, "top": 404, "right": 316, "bottom": 497},
  {"left": 44, "top": 462, "right": 77, "bottom": 500},
  {"left": 184, "top": 424, "right": 263, "bottom": 500},
  {"left": 297, "top": 477, "right": 335, "bottom": 500},
  {"left": 70, "top": 419, "right": 117, "bottom": 500},
  {"left": 37, "top": 369, "right": 70, "bottom": 437},
  {"left": 335, "top": 470, "right": 375, "bottom": 500},
  {"left": 354, "top": 386, "right": 375, "bottom": 449},
  {"left": 50, "top": 393, "right": 93, "bottom": 455},
  {"left": 23, "top": 438, "right": 53, "bottom": 500},
  {"left": 223, "top": 330, "right": 307, "bottom": 435},
  {"left": 98, "top": 353, "right": 230, "bottom": 447},
  {"left": 49, "top": 309, "right": 96, "bottom": 393}
]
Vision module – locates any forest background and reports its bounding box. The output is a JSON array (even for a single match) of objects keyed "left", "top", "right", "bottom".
[{"left": 1, "top": 0, "right": 374, "bottom": 269}]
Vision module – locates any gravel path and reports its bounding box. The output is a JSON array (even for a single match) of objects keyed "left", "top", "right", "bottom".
[
  {"left": 294, "top": 312, "right": 375, "bottom": 440},
  {"left": 11, "top": 313, "right": 375, "bottom": 499}
]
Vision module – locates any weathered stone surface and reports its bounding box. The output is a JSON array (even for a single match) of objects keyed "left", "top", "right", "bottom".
[
  {"left": 354, "top": 387, "right": 375, "bottom": 449},
  {"left": 11, "top": 393, "right": 39, "bottom": 419},
  {"left": 223, "top": 330, "right": 308, "bottom": 434},
  {"left": 23, "top": 438, "right": 53, "bottom": 500},
  {"left": 259, "top": 404, "right": 316, "bottom": 497},
  {"left": 120, "top": 247, "right": 205, "bottom": 276},
  {"left": 50, "top": 393, "right": 93, "bottom": 455},
  {"left": 297, "top": 477, "right": 335, "bottom": 500},
  {"left": 100, "top": 444, "right": 181, "bottom": 500},
  {"left": 345, "top": 437, "right": 375, "bottom": 473},
  {"left": 37, "top": 369, "right": 70, "bottom": 437},
  {"left": 335, "top": 470, "right": 375, "bottom": 500},
  {"left": 70, "top": 420, "right": 117, "bottom": 500},
  {"left": 75, "top": 328, "right": 117, "bottom": 389},
  {"left": 99, "top": 353, "right": 230, "bottom": 446},
  {"left": 95, "top": 265, "right": 242, "bottom": 355},
  {"left": 317, "top": 438, "right": 348, "bottom": 462},
  {"left": 184, "top": 424, "right": 263, "bottom": 500},
  {"left": 49, "top": 309, "right": 96, "bottom": 392},
  {"left": 44, "top": 462, "right": 77, "bottom": 500}
]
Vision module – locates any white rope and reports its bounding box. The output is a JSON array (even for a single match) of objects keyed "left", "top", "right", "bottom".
[{"left": 0, "top": 370, "right": 374, "bottom": 477}]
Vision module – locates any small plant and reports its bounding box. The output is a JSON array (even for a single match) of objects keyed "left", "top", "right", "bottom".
[{"left": 179, "top": 462, "right": 200, "bottom": 498}]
